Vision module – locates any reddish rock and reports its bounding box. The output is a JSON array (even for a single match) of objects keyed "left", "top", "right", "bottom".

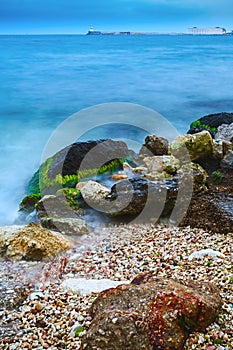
[{"left": 81, "top": 274, "right": 222, "bottom": 350}]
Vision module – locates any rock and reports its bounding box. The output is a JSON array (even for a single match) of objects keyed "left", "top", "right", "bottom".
[
  {"left": 143, "top": 155, "right": 180, "bottom": 175},
  {"left": 188, "top": 112, "right": 233, "bottom": 135},
  {"left": 111, "top": 173, "right": 128, "bottom": 181},
  {"left": 19, "top": 194, "right": 41, "bottom": 214},
  {"left": 60, "top": 278, "right": 128, "bottom": 296},
  {"left": 180, "top": 191, "right": 233, "bottom": 234},
  {"left": 188, "top": 249, "right": 225, "bottom": 261},
  {"left": 78, "top": 180, "right": 110, "bottom": 212},
  {"left": 143, "top": 171, "right": 168, "bottom": 181},
  {"left": 215, "top": 122, "right": 233, "bottom": 143},
  {"left": 36, "top": 195, "right": 81, "bottom": 220},
  {"left": 177, "top": 163, "right": 208, "bottom": 194},
  {"left": 220, "top": 150, "right": 233, "bottom": 170},
  {"left": 40, "top": 217, "right": 88, "bottom": 235},
  {"left": 199, "top": 112, "right": 233, "bottom": 128},
  {"left": 105, "top": 178, "right": 179, "bottom": 221},
  {"left": 170, "top": 131, "right": 214, "bottom": 162},
  {"left": 0, "top": 222, "right": 72, "bottom": 261},
  {"left": 27, "top": 139, "right": 129, "bottom": 195},
  {"left": 49, "top": 139, "right": 129, "bottom": 178},
  {"left": 140, "top": 134, "right": 169, "bottom": 156},
  {"left": 81, "top": 274, "right": 222, "bottom": 350},
  {"left": 36, "top": 195, "right": 88, "bottom": 234}
]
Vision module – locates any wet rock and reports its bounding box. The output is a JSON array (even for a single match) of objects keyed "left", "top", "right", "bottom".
[
  {"left": 111, "top": 173, "right": 128, "bottom": 181},
  {"left": 140, "top": 134, "right": 169, "bottom": 156},
  {"left": 81, "top": 274, "right": 222, "bottom": 350},
  {"left": 170, "top": 131, "right": 214, "bottom": 162},
  {"left": 0, "top": 222, "right": 72, "bottom": 261},
  {"left": 27, "top": 139, "right": 129, "bottom": 195},
  {"left": 47, "top": 139, "right": 129, "bottom": 178},
  {"left": 106, "top": 178, "right": 179, "bottom": 220},
  {"left": 36, "top": 195, "right": 88, "bottom": 234},
  {"left": 19, "top": 194, "right": 41, "bottom": 214},
  {"left": 40, "top": 217, "right": 88, "bottom": 235}
]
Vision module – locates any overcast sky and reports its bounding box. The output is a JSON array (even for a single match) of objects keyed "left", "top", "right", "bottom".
[{"left": 1, "top": 0, "right": 233, "bottom": 34}]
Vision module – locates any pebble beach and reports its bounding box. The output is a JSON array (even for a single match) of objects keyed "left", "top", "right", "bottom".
[{"left": 0, "top": 224, "right": 232, "bottom": 350}]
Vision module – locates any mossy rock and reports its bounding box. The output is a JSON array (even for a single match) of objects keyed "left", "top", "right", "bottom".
[
  {"left": 55, "top": 188, "right": 81, "bottom": 210},
  {"left": 26, "top": 140, "right": 131, "bottom": 196},
  {"left": 19, "top": 194, "right": 42, "bottom": 213},
  {"left": 188, "top": 112, "right": 233, "bottom": 136},
  {"left": 170, "top": 131, "right": 214, "bottom": 162}
]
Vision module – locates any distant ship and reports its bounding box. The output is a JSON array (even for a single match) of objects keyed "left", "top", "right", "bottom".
[
  {"left": 86, "top": 26, "right": 131, "bottom": 36},
  {"left": 86, "top": 26, "right": 102, "bottom": 35}
]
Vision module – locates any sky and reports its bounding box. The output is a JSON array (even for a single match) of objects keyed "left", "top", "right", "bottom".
[{"left": 0, "top": 0, "right": 233, "bottom": 34}]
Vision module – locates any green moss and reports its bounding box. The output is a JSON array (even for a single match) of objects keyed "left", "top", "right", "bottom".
[
  {"left": 213, "top": 171, "right": 223, "bottom": 183},
  {"left": 190, "top": 119, "right": 217, "bottom": 132},
  {"left": 74, "top": 325, "right": 84, "bottom": 337},
  {"left": 19, "top": 193, "right": 42, "bottom": 213},
  {"left": 56, "top": 188, "right": 81, "bottom": 210},
  {"left": 26, "top": 157, "right": 127, "bottom": 196}
]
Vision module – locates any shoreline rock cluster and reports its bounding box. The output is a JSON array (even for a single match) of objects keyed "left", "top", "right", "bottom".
[
  {"left": 0, "top": 112, "right": 232, "bottom": 349},
  {"left": 18, "top": 112, "right": 233, "bottom": 234}
]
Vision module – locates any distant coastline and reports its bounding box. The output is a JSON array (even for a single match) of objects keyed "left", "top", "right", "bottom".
[{"left": 86, "top": 26, "right": 233, "bottom": 36}]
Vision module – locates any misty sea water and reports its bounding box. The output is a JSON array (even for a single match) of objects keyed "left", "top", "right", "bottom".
[{"left": 1, "top": 34, "right": 233, "bottom": 225}]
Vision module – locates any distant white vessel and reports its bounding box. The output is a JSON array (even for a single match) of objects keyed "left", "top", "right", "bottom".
[{"left": 188, "top": 27, "right": 227, "bottom": 35}]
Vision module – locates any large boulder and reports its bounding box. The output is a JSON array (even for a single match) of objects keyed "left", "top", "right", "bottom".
[
  {"left": 139, "top": 134, "right": 169, "bottom": 156},
  {"left": 81, "top": 274, "right": 222, "bottom": 350},
  {"left": 0, "top": 222, "right": 72, "bottom": 261},
  {"left": 27, "top": 139, "right": 129, "bottom": 195},
  {"left": 188, "top": 112, "right": 233, "bottom": 135},
  {"left": 170, "top": 131, "right": 213, "bottom": 162},
  {"left": 105, "top": 178, "right": 180, "bottom": 220},
  {"left": 47, "top": 139, "right": 129, "bottom": 178}
]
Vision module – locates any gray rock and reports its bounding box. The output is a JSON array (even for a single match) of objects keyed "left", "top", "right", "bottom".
[
  {"left": 215, "top": 123, "right": 233, "bottom": 143},
  {"left": 78, "top": 180, "right": 111, "bottom": 212},
  {"left": 221, "top": 150, "right": 233, "bottom": 170},
  {"left": 40, "top": 217, "right": 88, "bottom": 235}
]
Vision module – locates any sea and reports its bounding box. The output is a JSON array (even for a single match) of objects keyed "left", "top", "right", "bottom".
[{"left": 1, "top": 34, "right": 233, "bottom": 225}]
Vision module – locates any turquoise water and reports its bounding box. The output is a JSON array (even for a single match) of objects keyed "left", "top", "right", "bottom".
[{"left": 1, "top": 34, "right": 233, "bottom": 224}]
